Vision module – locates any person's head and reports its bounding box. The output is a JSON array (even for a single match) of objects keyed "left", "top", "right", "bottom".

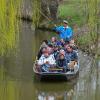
[
  {"left": 59, "top": 49, "right": 65, "bottom": 59},
  {"left": 42, "top": 40, "right": 48, "bottom": 45},
  {"left": 59, "top": 49, "right": 65, "bottom": 55},
  {"left": 51, "top": 37, "right": 57, "bottom": 42},
  {"left": 64, "top": 44, "right": 69, "bottom": 50},
  {"left": 41, "top": 47, "right": 47, "bottom": 54},
  {"left": 66, "top": 45, "right": 73, "bottom": 52},
  {"left": 43, "top": 51, "right": 49, "bottom": 58},
  {"left": 63, "top": 20, "right": 68, "bottom": 27},
  {"left": 47, "top": 46, "right": 53, "bottom": 54},
  {"left": 59, "top": 54, "right": 65, "bottom": 60}
]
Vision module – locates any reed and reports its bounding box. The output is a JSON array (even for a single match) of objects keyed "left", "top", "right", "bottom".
[
  {"left": 0, "top": 0, "right": 21, "bottom": 55},
  {"left": 32, "top": 0, "right": 41, "bottom": 27}
]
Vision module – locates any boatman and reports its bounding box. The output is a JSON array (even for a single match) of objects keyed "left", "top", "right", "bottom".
[{"left": 53, "top": 20, "right": 73, "bottom": 42}]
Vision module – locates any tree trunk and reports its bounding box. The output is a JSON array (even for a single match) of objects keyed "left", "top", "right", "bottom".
[{"left": 41, "top": 0, "right": 59, "bottom": 20}]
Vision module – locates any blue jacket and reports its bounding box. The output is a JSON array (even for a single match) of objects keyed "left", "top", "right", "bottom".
[{"left": 54, "top": 26, "right": 73, "bottom": 40}]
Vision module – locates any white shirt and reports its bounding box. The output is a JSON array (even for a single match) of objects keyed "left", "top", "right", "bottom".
[
  {"left": 63, "top": 26, "right": 69, "bottom": 29},
  {"left": 38, "top": 54, "right": 56, "bottom": 65}
]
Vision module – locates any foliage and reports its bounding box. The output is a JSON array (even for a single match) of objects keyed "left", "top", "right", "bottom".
[
  {"left": 0, "top": 0, "right": 21, "bottom": 55},
  {"left": 32, "top": 0, "right": 41, "bottom": 27},
  {"left": 86, "top": 0, "right": 99, "bottom": 40},
  {"left": 76, "top": 0, "right": 100, "bottom": 54}
]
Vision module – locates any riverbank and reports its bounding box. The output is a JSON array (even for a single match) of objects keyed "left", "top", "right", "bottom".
[{"left": 74, "top": 25, "right": 99, "bottom": 56}]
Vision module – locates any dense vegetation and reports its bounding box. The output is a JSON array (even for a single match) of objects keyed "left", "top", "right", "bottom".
[
  {"left": 32, "top": 0, "right": 41, "bottom": 27},
  {"left": 77, "top": 0, "right": 100, "bottom": 55},
  {"left": 0, "top": 0, "right": 21, "bottom": 55},
  {"left": 0, "top": 0, "right": 41, "bottom": 55}
]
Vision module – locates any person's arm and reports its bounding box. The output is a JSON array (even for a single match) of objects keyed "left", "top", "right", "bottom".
[
  {"left": 37, "top": 49, "right": 42, "bottom": 60},
  {"left": 49, "top": 55, "right": 56, "bottom": 65},
  {"left": 52, "top": 26, "right": 62, "bottom": 33},
  {"left": 52, "top": 25, "right": 57, "bottom": 31},
  {"left": 38, "top": 56, "right": 44, "bottom": 65}
]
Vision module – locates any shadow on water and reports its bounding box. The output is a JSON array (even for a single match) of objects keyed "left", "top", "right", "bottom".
[{"left": 0, "top": 21, "right": 100, "bottom": 100}]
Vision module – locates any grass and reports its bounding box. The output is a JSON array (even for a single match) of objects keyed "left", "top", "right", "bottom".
[
  {"left": 76, "top": 34, "right": 92, "bottom": 47},
  {"left": 58, "top": 0, "right": 86, "bottom": 26}
]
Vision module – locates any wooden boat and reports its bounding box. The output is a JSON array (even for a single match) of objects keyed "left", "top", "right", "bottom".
[{"left": 33, "top": 61, "right": 79, "bottom": 81}]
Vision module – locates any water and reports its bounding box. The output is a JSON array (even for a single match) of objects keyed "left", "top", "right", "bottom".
[{"left": 0, "top": 22, "right": 100, "bottom": 100}]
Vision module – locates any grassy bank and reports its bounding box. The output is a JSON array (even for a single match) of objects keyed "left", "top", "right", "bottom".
[
  {"left": 58, "top": 0, "right": 99, "bottom": 56},
  {"left": 58, "top": 0, "right": 85, "bottom": 26}
]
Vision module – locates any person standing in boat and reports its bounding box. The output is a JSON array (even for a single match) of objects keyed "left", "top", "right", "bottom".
[{"left": 53, "top": 20, "right": 73, "bottom": 42}]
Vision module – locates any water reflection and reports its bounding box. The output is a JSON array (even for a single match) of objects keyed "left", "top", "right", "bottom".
[
  {"left": 0, "top": 45, "right": 100, "bottom": 100},
  {"left": 34, "top": 81, "right": 75, "bottom": 100},
  {"left": 72, "top": 58, "right": 100, "bottom": 100},
  {"left": 0, "top": 80, "right": 35, "bottom": 100}
]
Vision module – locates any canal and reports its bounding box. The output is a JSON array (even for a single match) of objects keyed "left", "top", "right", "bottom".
[{"left": 0, "top": 21, "right": 100, "bottom": 100}]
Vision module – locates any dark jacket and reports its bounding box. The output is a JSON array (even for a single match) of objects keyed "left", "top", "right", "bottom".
[
  {"left": 65, "top": 51, "right": 78, "bottom": 63},
  {"left": 56, "top": 59, "right": 67, "bottom": 68},
  {"left": 56, "top": 54, "right": 68, "bottom": 68}
]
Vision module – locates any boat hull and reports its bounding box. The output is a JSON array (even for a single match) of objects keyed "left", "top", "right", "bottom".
[{"left": 33, "top": 65, "right": 79, "bottom": 81}]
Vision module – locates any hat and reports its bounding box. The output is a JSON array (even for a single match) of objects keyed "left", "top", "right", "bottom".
[
  {"left": 59, "top": 49, "right": 65, "bottom": 55},
  {"left": 63, "top": 20, "right": 68, "bottom": 24}
]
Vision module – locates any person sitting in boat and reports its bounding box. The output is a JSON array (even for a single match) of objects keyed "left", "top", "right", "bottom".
[
  {"left": 63, "top": 38, "right": 77, "bottom": 51},
  {"left": 65, "top": 45, "right": 78, "bottom": 71},
  {"left": 38, "top": 43, "right": 54, "bottom": 60},
  {"left": 56, "top": 49, "right": 68, "bottom": 72},
  {"left": 38, "top": 40, "right": 49, "bottom": 59},
  {"left": 37, "top": 47, "right": 47, "bottom": 60},
  {"left": 53, "top": 45, "right": 59, "bottom": 60},
  {"left": 69, "top": 39, "right": 78, "bottom": 50},
  {"left": 56, "top": 39, "right": 65, "bottom": 47},
  {"left": 53, "top": 20, "right": 73, "bottom": 42},
  {"left": 37, "top": 50, "right": 56, "bottom": 72},
  {"left": 49, "top": 37, "right": 57, "bottom": 46}
]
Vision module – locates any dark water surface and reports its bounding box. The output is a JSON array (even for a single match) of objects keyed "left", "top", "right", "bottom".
[{"left": 0, "top": 22, "right": 100, "bottom": 100}]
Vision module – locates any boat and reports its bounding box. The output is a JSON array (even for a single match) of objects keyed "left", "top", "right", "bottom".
[
  {"left": 33, "top": 60, "right": 79, "bottom": 81},
  {"left": 33, "top": 38, "right": 79, "bottom": 81}
]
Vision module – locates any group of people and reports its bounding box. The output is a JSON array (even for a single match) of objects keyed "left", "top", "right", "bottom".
[
  {"left": 36, "top": 20, "right": 78, "bottom": 73},
  {"left": 36, "top": 37, "right": 78, "bottom": 72}
]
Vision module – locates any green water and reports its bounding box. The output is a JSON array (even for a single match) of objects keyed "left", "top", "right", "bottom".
[{"left": 0, "top": 22, "right": 100, "bottom": 100}]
